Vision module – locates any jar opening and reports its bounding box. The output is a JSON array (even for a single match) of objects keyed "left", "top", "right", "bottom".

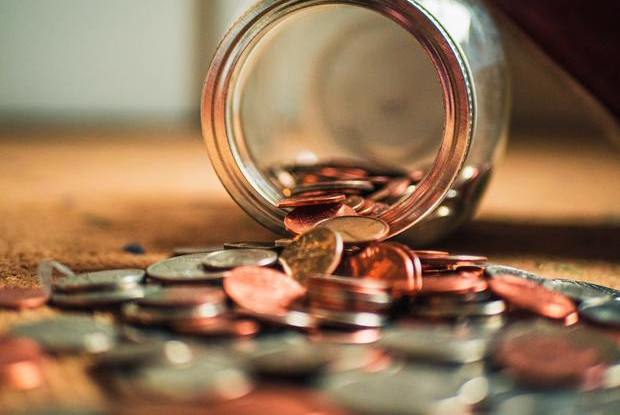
[{"left": 203, "top": 0, "right": 474, "bottom": 238}]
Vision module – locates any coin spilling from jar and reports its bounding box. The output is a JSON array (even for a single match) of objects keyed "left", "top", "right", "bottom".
[{"left": 2, "top": 163, "right": 620, "bottom": 414}]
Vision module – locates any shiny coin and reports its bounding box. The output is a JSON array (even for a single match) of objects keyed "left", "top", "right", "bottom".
[
  {"left": 171, "top": 245, "right": 222, "bottom": 256},
  {"left": 485, "top": 264, "right": 546, "bottom": 284},
  {"left": 342, "top": 195, "right": 365, "bottom": 211},
  {"left": 236, "top": 308, "right": 318, "bottom": 331},
  {"left": 411, "top": 298, "right": 506, "bottom": 318},
  {"left": 53, "top": 269, "right": 145, "bottom": 293},
  {"left": 122, "top": 302, "right": 226, "bottom": 326},
  {"left": 489, "top": 275, "right": 577, "bottom": 322},
  {"left": 381, "top": 326, "right": 490, "bottom": 363},
  {"left": 543, "top": 278, "right": 616, "bottom": 303},
  {"left": 202, "top": 249, "right": 278, "bottom": 270},
  {"left": 279, "top": 227, "right": 343, "bottom": 284},
  {"left": 317, "top": 216, "right": 390, "bottom": 244},
  {"left": 146, "top": 254, "right": 226, "bottom": 283},
  {"left": 172, "top": 317, "right": 260, "bottom": 338},
  {"left": 421, "top": 254, "right": 487, "bottom": 271},
  {"left": 137, "top": 286, "right": 226, "bottom": 308},
  {"left": 420, "top": 268, "right": 488, "bottom": 295},
  {"left": 284, "top": 203, "right": 356, "bottom": 235},
  {"left": 312, "top": 308, "right": 387, "bottom": 329},
  {"left": 10, "top": 316, "right": 117, "bottom": 354},
  {"left": 0, "top": 337, "right": 45, "bottom": 390},
  {"left": 52, "top": 285, "right": 146, "bottom": 308},
  {"left": 579, "top": 298, "right": 620, "bottom": 327},
  {"left": 224, "top": 241, "right": 279, "bottom": 250},
  {"left": 224, "top": 266, "right": 306, "bottom": 314},
  {"left": 367, "top": 177, "right": 411, "bottom": 202},
  {"left": 95, "top": 340, "right": 193, "bottom": 370},
  {"left": 0, "top": 287, "right": 49, "bottom": 310},
  {"left": 277, "top": 194, "right": 347, "bottom": 208},
  {"left": 291, "top": 180, "right": 374, "bottom": 196}
]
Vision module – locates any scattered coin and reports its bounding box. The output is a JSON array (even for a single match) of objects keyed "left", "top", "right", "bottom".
[
  {"left": 579, "top": 298, "right": 620, "bottom": 328},
  {"left": 147, "top": 254, "right": 226, "bottom": 283},
  {"left": 202, "top": 249, "right": 278, "bottom": 269},
  {"left": 544, "top": 278, "right": 616, "bottom": 303},
  {"left": 0, "top": 337, "right": 46, "bottom": 390},
  {"left": 94, "top": 340, "right": 193, "bottom": 370},
  {"left": 247, "top": 342, "right": 335, "bottom": 378},
  {"left": 312, "top": 308, "right": 387, "bottom": 329},
  {"left": 279, "top": 227, "right": 343, "bottom": 283},
  {"left": 284, "top": 203, "right": 357, "bottom": 235},
  {"left": 171, "top": 246, "right": 223, "bottom": 256},
  {"left": 137, "top": 286, "right": 226, "bottom": 308},
  {"left": 172, "top": 317, "right": 260, "bottom": 338},
  {"left": 317, "top": 216, "right": 390, "bottom": 244},
  {"left": 224, "top": 266, "right": 306, "bottom": 314},
  {"left": 224, "top": 241, "right": 279, "bottom": 250},
  {"left": 53, "top": 269, "right": 145, "bottom": 293},
  {"left": 52, "top": 285, "right": 146, "bottom": 308},
  {"left": 0, "top": 287, "right": 49, "bottom": 310},
  {"left": 342, "top": 195, "right": 365, "bottom": 211},
  {"left": 485, "top": 264, "right": 546, "bottom": 284},
  {"left": 420, "top": 268, "right": 488, "bottom": 295},
  {"left": 122, "top": 302, "right": 226, "bottom": 326}
]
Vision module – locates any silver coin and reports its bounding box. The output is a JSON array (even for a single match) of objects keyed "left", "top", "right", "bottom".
[
  {"left": 10, "top": 315, "right": 117, "bottom": 354},
  {"left": 52, "top": 285, "right": 147, "bottom": 308},
  {"left": 291, "top": 180, "right": 374, "bottom": 195},
  {"left": 543, "top": 279, "right": 616, "bottom": 303},
  {"left": 491, "top": 392, "right": 581, "bottom": 415},
  {"left": 485, "top": 264, "right": 546, "bottom": 284},
  {"left": 224, "top": 241, "right": 279, "bottom": 250},
  {"left": 146, "top": 254, "right": 226, "bottom": 282},
  {"left": 380, "top": 326, "right": 490, "bottom": 364},
  {"left": 171, "top": 245, "right": 223, "bottom": 257},
  {"left": 131, "top": 355, "right": 253, "bottom": 403},
  {"left": 201, "top": 248, "right": 278, "bottom": 269},
  {"left": 122, "top": 302, "right": 226, "bottom": 326},
  {"left": 247, "top": 342, "right": 335, "bottom": 378},
  {"left": 579, "top": 298, "right": 620, "bottom": 327},
  {"left": 236, "top": 308, "right": 318, "bottom": 331},
  {"left": 312, "top": 308, "right": 387, "bottom": 329},
  {"left": 95, "top": 340, "right": 193, "bottom": 370},
  {"left": 53, "top": 269, "right": 145, "bottom": 293},
  {"left": 275, "top": 238, "right": 294, "bottom": 247},
  {"left": 411, "top": 299, "right": 506, "bottom": 318}
]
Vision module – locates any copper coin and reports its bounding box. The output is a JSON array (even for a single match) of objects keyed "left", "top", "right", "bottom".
[
  {"left": 277, "top": 194, "right": 347, "bottom": 208},
  {"left": 0, "top": 337, "right": 45, "bottom": 390},
  {"left": 420, "top": 269, "right": 487, "bottom": 295},
  {"left": 357, "top": 198, "right": 377, "bottom": 216},
  {"left": 342, "top": 195, "right": 365, "bottom": 211},
  {"left": 224, "top": 266, "right": 306, "bottom": 314},
  {"left": 411, "top": 250, "right": 450, "bottom": 258},
  {"left": 347, "top": 243, "right": 416, "bottom": 294},
  {"left": 291, "top": 180, "right": 374, "bottom": 196},
  {"left": 284, "top": 203, "right": 356, "bottom": 235},
  {"left": 279, "top": 227, "right": 343, "bottom": 284},
  {"left": 137, "top": 287, "right": 226, "bottom": 308},
  {"left": 318, "top": 166, "right": 368, "bottom": 180},
  {"left": 392, "top": 243, "right": 423, "bottom": 292},
  {"left": 172, "top": 317, "right": 259, "bottom": 338},
  {"left": 316, "top": 216, "right": 390, "bottom": 244},
  {"left": 489, "top": 275, "right": 577, "bottom": 320},
  {"left": 0, "top": 287, "right": 49, "bottom": 310},
  {"left": 368, "top": 177, "right": 411, "bottom": 202},
  {"left": 420, "top": 254, "right": 487, "bottom": 271},
  {"left": 369, "top": 202, "right": 390, "bottom": 217}
]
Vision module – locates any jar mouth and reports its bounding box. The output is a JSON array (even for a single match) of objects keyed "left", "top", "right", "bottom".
[{"left": 202, "top": 0, "right": 474, "bottom": 238}]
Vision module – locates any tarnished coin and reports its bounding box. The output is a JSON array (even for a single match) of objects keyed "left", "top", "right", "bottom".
[
  {"left": 122, "top": 302, "right": 226, "bottom": 326},
  {"left": 381, "top": 326, "right": 490, "bottom": 363},
  {"left": 53, "top": 269, "right": 145, "bottom": 293},
  {"left": 544, "top": 279, "right": 616, "bottom": 303},
  {"left": 277, "top": 194, "right": 347, "bottom": 208},
  {"left": 579, "top": 298, "right": 620, "bottom": 327},
  {"left": 52, "top": 285, "right": 146, "bottom": 308},
  {"left": 489, "top": 275, "right": 578, "bottom": 322},
  {"left": 317, "top": 216, "right": 390, "bottom": 244},
  {"left": 0, "top": 337, "right": 45, "bottom": 390},
  {"left": 347, "top": 243, "right": 417, "bottom": 294},
  {"left": 146, "top": 254, "right": 226, "bottom": 283},
  {"left": 291, "top": 180, "right": 374, "bottom": 196},
  {"left": 224, "top": 266, "right": 306, "bottom": 314},
  {"left": 279, "top": 227, "right": 343, "bottom": 283},
  {"left": 224, "top": 241, "right": 279, "bottom": 251},
  {"left": 10, "top": 316, "right": 117, "bottom": 354},
  {"left": 485, "top": 264, "right": 546, "bottom": 284},
  {"left": 284, "top": 203, "right": 357, "bottom": 235},
  {"left": 202, "top": 249, "right": 278, "bottom": 270},
  {"left": 0, "top": 287, "right": 49, "bottom": 310},
  {"left": 137, "top": 286, "right": 226, "bottom": 308}
]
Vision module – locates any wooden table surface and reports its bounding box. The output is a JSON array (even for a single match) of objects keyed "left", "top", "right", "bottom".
[{"left": 0, "top": 128, "right": 619, "bottom": 412}]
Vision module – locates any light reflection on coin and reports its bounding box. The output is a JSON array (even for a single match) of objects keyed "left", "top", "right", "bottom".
[
  {"left": 579, "top": 299, "right": 620, "bottom": 328},
  {"left": 53, "top": 269, "right": 145, "bottom": 293},
  {"left": 202, "top": 249, "right": 278, "bottom": 270},
  {"left": 147, "top": 254, "right": 226, "bottom": 282},
  {"left": 52, "top": 285, "right": 146, "bottom": 308},
  {"left": 317, "top": 216, "right": 390, "bottom": 244}
]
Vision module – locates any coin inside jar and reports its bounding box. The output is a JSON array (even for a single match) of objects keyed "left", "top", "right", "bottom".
[
  {"left": 316, "top": 216, "right": 390, "bottom": 244},
  {"left": 277, "top": 194, "right": 347, "bottom": 208},
  {"left": 284, "top": 203, "right": 357, "bottom": 235},
  {"left": 201, "top": 249, "right": 278, "bottom": 270}
]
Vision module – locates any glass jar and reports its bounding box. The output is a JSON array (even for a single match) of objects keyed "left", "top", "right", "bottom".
[{"left": 202, "top": 0, "right": 509, "bottom": 245}]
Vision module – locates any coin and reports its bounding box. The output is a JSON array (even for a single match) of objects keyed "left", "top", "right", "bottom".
[
  {"left": 248, "top": 342, "right": 335, "bottom": 378},
  {"left": 420, "top": 268, "right": 487, "bottom": 295},
  {"left": 202, "top": 249, "right": 278, "bottom": 270},
  {"left": 347, "top": 243, "right": 416, "bottom": 294},
  {"left": 411, "top": 298, "right": 506, "bottom": 318},
  {"left": 147, "top": 254, "right": 226, "bottom": 283},
  {"left": 489, "top": 275, "right": 577, "bottom": 321},
  {"left": 53, "top": 269, "right": 145, "bottom": 293},
  {"left": 95, "top": 340, "right": 193, "bottom": 370},
  {"left": 0, "top": 287, "right": 49, "bottom": 310},
  {"left": 317, "top": 216, "right": 390, "bottom": 244},
  {"left": 0, "top": 337, "right": 45, "bottom": 390},
  {"left": 224, "top": 241, "right": 279, "bottom": 250},
  {"left": 291, "top": 180, "right": 374, "bottom": 196},
  {"left": 10, "top": 316, "right": 117, "bottom": 354},
  {"left": 543, "top": 279, "right": 616, "bottom": 303},
  {"left": 236, "top": 308, "right": 318, "bottom": 331},
  {"left": 137, "top": 286, "right": 226, "bottom": 308},
  {"left": 367, "top": 177, "right": 411, "bottom": 202},
  {"left": 579, "top": 298, "right": 620, "bottom": 327},
  {"left": 485, "top": 264, "right": 546, "bottom": 284},
  {"left": 172, "top": 317, "right": 260, "bottom": 338},
  {"left": 224, "top": 266, "right": 306, "bottom": 314},
  {"left": 342, "top": 195, "right": 365, "bottom": 211},
  {"left": 312, "top": 308, "right": 387, "bottom": 329},
  {"left": 52, "top": 285, "right": 146, "bottom": 308},
  {"left": 279, "top": 227, "right": 343, "bottom": 283},
  {"left": 284, "top": 203, "right": 356, "bottom": 235},
  {"left": 277, "top": 194, "right": 347, "bottom": 208},
  {"left": 171, "top": 246, "right": 223, "bottom": 256},
  {"left": 421, "top": 254, "right": 487, "bottom": 271},
  {"left": 122, "top": 302, "right": 226, "bottom": 326}
]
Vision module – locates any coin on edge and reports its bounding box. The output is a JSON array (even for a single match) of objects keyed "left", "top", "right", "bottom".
[
  {"left": 202, "top": 249, "right": 278, "bottom": 270},
  {"left": 316, "top": 216, "right": 390, "bottom": 244},
  {"left": 146, "top": 254, "right": 226, "bottom": 283}
]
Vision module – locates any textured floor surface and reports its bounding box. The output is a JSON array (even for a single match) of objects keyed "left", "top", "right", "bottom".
[{"left": 0, "top": 128, "right": 619, "bottom": 411}]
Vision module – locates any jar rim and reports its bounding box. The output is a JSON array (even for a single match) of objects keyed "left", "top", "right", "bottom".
[{"left": 202, "top": 0, "right": 475, "bottom": 238}]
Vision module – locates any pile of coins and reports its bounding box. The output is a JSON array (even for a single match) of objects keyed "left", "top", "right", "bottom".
[{"left": 1, "top": 162, "right": 619, "bottom": 413}]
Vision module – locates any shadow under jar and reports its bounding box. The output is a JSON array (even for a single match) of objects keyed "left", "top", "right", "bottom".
[{"left": 202, "top": 0, "right": 510, "bottom": 245}]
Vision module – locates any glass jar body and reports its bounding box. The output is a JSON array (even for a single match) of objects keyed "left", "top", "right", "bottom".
[{"left": 202, "top": 0, "right": 509, "bottom": 245}]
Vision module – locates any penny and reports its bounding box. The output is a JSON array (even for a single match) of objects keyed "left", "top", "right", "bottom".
[
  {"left": 224, "top": 266, "right": 306, "bottom": 314},
  {"left": 318, "top": 166, "right": 368, "bottom": 180},
  {"left": 347, "top": 243, "right": 416, "bottom": 294},
  {"left": 147, "top": 254, "right": 226, "bottom": 282},
  {"left": 307, "top": 275, "right": 392, "bottom": 313},
  {"left": 489, "top": 275, "right": 577, "bottom": 321},
  {"left": 579, "top": 298, "right": 620, "bottom": 327},
  {"left": 411, "top": 250, "right": 450, "bottom": 258},
  {"left": 0, "top": 287, "right": 49, "bottom": 310},
  {"left": 279, "top": 227, "right": 343, "bottom": 284},
  {"left": 291, "top": 180, "right": 374, "bottom": 196},
  {"left": 284, "top": 203, "right": 356, "bottom": 235},
  {"left": 277, "top": 194, "right": 347, "bottom": 208},
  {"left": 342, "top": 195, "right": 365, "bottom": 211},
  {"left": 420, "top": 269, "right": 487, "bottom": 295},
  {"left": 0, "top": 337, "right": 45, "bottom": 390},
  {"left": 356, "top": 198, "right": 377, "bottom": 215},
  {"left": 236, "top": 308, "right": 318, "bottom": 331},
  {"left": 52, "top": 285, "right": 146, "bottom": 308},
  {"left": 172, "top": 317, "right": 260, "bottom": 338},
  {"left": 53, "top": 269, "right": 145, "bottom": 293},
  {"left": 224, "top": 241, "right": 279, "bottom": 250},
  {"left": 202, "top": 249, "right": 278, "bottom": 269},
  {"left": 312, "top": 308, "right": 387, "bottom": 329},
  {"left": 10, "top": 316, "right": 117, "bottom": 354},
  {"left": 317, "top": 216, "right": 390, "bottom": 244},
  {"left": 367, "top": 177, "right": 411, "bottom": 202},
  {"left": 137, "top": 286, "right": 226, "bottom": 308},
  {"left": 421, "top": 254, "right": 487, "bottom": 271}
]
